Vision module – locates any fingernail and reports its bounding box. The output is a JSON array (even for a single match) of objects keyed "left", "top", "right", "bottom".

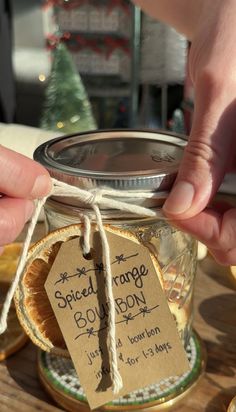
[
  {"left": 30, "top": 175, "right": 52, "bottom": 199},
  {"left": 25, "top": 200, "right": 35, "bottom": 222},
  {"left": 163, "top": 181, "right": 195, "bottom": 215}
]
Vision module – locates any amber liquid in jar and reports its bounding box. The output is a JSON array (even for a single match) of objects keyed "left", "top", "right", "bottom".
[{"left": 44, "top": 199, "right": 197, "bottom": 348}]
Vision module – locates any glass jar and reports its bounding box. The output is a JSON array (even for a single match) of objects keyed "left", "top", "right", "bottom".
[{"left": 34, "top": 129, "right": 197, "bottom": 349}]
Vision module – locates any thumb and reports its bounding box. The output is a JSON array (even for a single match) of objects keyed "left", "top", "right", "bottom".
[{"left": 163, "top": 71, "right": 236, "bottom": 219}]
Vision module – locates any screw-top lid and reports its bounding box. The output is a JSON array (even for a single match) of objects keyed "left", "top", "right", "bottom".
[{"left": 34, "top": 129, "right": 186, "bottom": 207}]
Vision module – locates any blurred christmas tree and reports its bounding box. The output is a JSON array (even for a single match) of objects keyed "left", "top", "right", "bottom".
[{"left": 40, "top": 42, "right": 97, "bottom": 134}]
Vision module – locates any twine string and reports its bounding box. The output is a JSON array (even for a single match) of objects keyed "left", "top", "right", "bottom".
[
  {"left": 0, "top": 195, "right": 49, "bottom": 334},
  {"left": 80, "top": 214, "right": 91, "bottom": 256},
  {"left": 0, "top": 178, "right": 165, "bottom": 394},
  {"left": 92, "top": 204, "right": 123, "bottom": 393}
]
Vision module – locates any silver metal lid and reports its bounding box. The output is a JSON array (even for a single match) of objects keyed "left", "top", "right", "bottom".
[{"left": 34, "top": 129, "right": 186, "bottom": 207}]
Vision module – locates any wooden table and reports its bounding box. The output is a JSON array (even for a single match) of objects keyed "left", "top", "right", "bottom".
[{"left": 0, "top": 223, "right": 236, "bottom": 412}]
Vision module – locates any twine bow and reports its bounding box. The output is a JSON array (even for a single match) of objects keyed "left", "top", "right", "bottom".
[{"left": 0, "top": 178, "right": 165, "bottom": 394}]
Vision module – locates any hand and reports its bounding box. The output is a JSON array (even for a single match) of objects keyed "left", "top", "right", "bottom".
[
  {"left": 163, "top": 0, "right": 236, "bottom": 265},
  {"left": 0, "top": 145, "right": 51, "bottom": 252}
]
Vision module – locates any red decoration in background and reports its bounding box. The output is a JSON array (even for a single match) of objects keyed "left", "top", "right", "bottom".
[
  {"left": 43, "top": 0, "right": 130, "bottom": 14},
  {"left": 46, "top": 33, "right": 130, "bottom": 57},
  {"left": 74, "top": 36, "right": 102, "bottom": 54},
  {"left": 46, "top": 33, "right": 61, "bottom": 48},
  {"left": 104, "top": 36, "right": 130, "bottom": 57},
  {"left": 43, "top": 0, "right": 86, "bottom": 10}
]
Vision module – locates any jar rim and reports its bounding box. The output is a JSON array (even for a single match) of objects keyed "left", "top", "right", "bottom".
[{"left": 34, "top": 129, "right": 186, "bottom": 193}]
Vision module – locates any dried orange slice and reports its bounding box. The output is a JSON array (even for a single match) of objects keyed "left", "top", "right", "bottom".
[
  {"left": 0, "top": 243, "right": 23, "bottom": 292},
  {"left": 14, "top": 225, "right": 78, "bottom": 357},
  {"left": 0, "top": 304, "right": 28, "bottom": 361},
  {"left": 14, "top": 224, "right": 164, "bottom": 357}
]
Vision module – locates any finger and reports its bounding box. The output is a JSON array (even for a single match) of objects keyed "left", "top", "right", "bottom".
[
  {"left": 0, "top": 145, "right": 52, "bottom": 199},
  {"left": 208, "top": 247, "right": 236, "bottom": 266},
  {"left": 170, "top": 207, "right": 236, "bottom": 265},
  {"left": 0, "top": 197, "right": 34, "bottom": 245},
  {"left": 163, "top": 70, "right": 236, "bottom": 219}
]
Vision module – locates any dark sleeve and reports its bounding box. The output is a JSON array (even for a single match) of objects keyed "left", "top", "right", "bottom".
[{"left": 0, "top": 0, "right": 15, "bottom": 122}]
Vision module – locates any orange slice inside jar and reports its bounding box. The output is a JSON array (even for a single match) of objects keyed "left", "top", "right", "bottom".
[{"left": 14, "top": 224, "right": 164, "bottom": 357}]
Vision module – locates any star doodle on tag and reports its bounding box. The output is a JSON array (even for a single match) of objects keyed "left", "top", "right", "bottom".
[
  {"left": 55, "top": 272, "right": 69, "bottom": 285},
  {"left": 139, "top": 306, "right": 151, "bottom": 317},
  {"left": 45, "top": 228, "right": 190, "bottom": 410},
  {"left": 76, "top": 266, "right": 87, "bottom": 278}
]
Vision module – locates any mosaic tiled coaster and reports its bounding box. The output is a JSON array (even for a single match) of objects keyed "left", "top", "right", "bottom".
[{"left": 38, "top": 331, "right": 205, "bottom": 412}]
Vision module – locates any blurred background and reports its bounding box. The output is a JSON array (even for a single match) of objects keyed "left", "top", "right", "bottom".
[{"left": 1, "top": 0, "right": 193, "bottom": 135}]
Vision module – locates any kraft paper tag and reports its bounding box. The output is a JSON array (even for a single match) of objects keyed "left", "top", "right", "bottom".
[{"left": 45, "top": 227, "right": 189, "bottom": 410}]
